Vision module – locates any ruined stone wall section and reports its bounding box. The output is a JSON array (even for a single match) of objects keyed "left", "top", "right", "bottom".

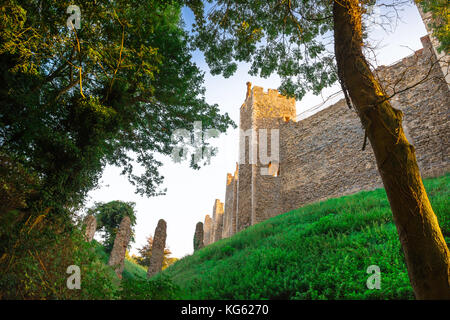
[
  {"left": 231, "top": 164, "right": 238, "bottom": 236},
  {"left": 237, "top": 84, "right": 255, "bottom": 232},
  {"left": 206, "top": 165, "right": 239, "bottom": 245},
  {"left": 212, "top": 199, "right": 224, "bottom": 242},
  {"left": 147, "top": 219, "right": 167, "bottom": 278},
  {"left": 83, "top": 215, "right": 97, "bottom": 242},
  {"left": 108, "top": 216, "right": 131, "bottom": 279},
  {"left": 193, "top": 222, "right": 204, "bottom": 251},
  {"left": 222, "top": 173, "right": 234, "bottom": 239},
  {"left": 222, "top": 163, "right": 239, "bottom": 239},
  {"left": 203, "top": 215, "right": 212, "bottom": 246}
]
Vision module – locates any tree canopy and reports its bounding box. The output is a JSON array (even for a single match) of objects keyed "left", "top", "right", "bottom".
[
  {"left": 88, "top": 200, "right": 137, "bottom": 253},
  {"left": 185, "top": 0, "right": 448, "bottom": 99},
  {"left": 186, "top": 0, "right": 338, "bottom": 99},
  {"left": 0, "top": 0, "right": 235, "bottom": 212}
]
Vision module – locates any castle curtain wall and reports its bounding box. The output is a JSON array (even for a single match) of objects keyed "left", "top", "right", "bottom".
[{"left": 203, "top": 35, "right": 449, "bottom": 245}]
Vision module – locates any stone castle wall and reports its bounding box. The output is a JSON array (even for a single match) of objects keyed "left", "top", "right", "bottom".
[
  {"left": 280, "top": 98, "right": 382, "bottom": 213},
  {"left": 202, "top": 34, "right": 449, "bottom": 245}
]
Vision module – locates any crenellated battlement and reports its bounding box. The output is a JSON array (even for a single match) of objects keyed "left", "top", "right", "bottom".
[{"left": 241, "top": 82, "right": 296, "bottom": 120}]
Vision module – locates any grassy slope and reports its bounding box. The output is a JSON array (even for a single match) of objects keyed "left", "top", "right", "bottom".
[
  {"left": 161, "top": 174, "right": 449, "bottom": 300},
  {"left": 93, "top": 241, "right": 147, "bottom": 282}
]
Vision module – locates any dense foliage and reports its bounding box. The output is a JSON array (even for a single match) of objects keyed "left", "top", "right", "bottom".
[
  {"left": 162, "top": 174, "right": 449, "bottom": 299},
  {"left": 0, "top": 0, "right": 234, "bottom": 213},
  {"left": 0, "top": 214, "right": 118, "bottom": 299},
  {"left": 0, "top": 1, "right": 234, "bottom": 299}
]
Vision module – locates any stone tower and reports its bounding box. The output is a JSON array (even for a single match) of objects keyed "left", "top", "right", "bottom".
[{"left": 237, "top": 83, "right": 296, "bottom": 231}]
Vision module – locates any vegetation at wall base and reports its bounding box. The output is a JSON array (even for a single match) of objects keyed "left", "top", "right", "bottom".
[
  {"left": 161, "top": 173, "right": 449, "bottom": 300},
  {"left": 1, "top": 173, "right": 448, "bottom": 299}
]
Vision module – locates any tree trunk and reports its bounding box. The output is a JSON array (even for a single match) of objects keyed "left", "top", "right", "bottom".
[{"left": 333, "top": 0, "right": 450, "bottom": 299}]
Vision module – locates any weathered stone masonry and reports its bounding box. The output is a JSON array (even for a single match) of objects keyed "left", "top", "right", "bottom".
[
  {"left": 212, "top": 199, "right": 224, "bottom": 242},
  {"left": 147, "top": 219, "right": 167, "bottom": 277},
  {"left": 83, "top": 215, "right": 97, "bottom": 242},
  {"left": 202, "top": 34, "right": 449, "bottom": 246},
  {"left": 222, "top": 164, "right": 239, "bottom": 238},
  {"left": 193, "top": 222, "right": 204, "bottom": 251},
  {"left": 108, "top": 216, "right": 132, "bottom": 279},
  {"left": 203, "top": 214, "right": 213, "bottom": 246}
]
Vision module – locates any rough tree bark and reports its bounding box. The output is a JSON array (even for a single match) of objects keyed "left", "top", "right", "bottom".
[{"left": 333, "top": 0, "right": 450, "bottom": 299}]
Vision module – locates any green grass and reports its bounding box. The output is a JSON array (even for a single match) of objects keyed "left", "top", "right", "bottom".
[
  {"left": 92, "top": 242, "right": 179, "bottom": 299},
  {"left": 123, "top": 258, "right": 148, "bottom": 281},
  {"left": 93, "top": 241, "right": 147, "bottom": 283},
  {"left": 161, "top": 173, "right": 450, "bottom": 300}
]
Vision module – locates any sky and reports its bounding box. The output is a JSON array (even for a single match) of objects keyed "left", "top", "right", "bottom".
[{"left": 85, "top": 3, "right": 428, "bottom": 259}]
